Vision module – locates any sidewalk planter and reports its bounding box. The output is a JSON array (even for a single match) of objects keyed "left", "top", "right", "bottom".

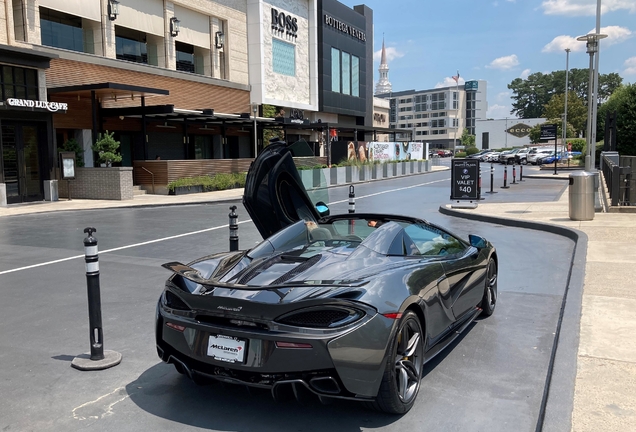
[
  {"left": 372, "top": 164, "right": 382, "bottom": 179},
  {"left": 417, "top": 161, "right": 423, "bottom": 173},
  {"left": 408, "top": 161, "right": 415, "bottom": 174},
  {"left": 300, "top": 170, "right": 314, "bottom": 190},
  {"left": 58, "top": 167, "right": 134, "bottom": 200},
  {"left": 391, "top": 163, "right": 398, "bottom": 176},
  {"left": 346, "top": 166, "right": 360, "bottom": 183},
  {"left": 330, "top": 167, "right": 346, "bottom": 185},
  {"left": 400, "top": 161, "right": 407, "bottom": 175},
  {"left": 320, "top": 168, "right": 330, "bottom": 187},
  {"left": 359, "top": 166, "right": 371, "bottom": 181},
  {"left": 382, "top": 163, "right": 388, "bottom": 178},
  {"left": 170, "top": 185, "right": 204, "bottom": 195}
]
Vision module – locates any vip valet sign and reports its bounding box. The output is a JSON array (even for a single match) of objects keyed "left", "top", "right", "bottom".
[{"left": 451, "top": 159, "right": 480, "bottom": 201}]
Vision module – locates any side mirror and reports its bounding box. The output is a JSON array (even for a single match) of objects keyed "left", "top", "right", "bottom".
[
  {"left": 315, "top": 201, "right": 330, "bottom": 217},
  {"left": 469, "top": 234, "right": 487, "bottom": 249}
]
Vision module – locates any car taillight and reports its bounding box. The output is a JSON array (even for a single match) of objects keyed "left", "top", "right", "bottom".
[
  {"left": 163, "top": 291, "right": 191, "bottom": 311},
  {"left": 275, "top": 341, "right": 313, "bottom": 349},
  {"left": 166, "top": 322, "right": 186, "bottom": 332}
]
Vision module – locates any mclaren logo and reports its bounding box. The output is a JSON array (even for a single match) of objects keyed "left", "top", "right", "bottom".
[
  {"left": 217, "top": 305, "right": 243, "bottom": 312},
  {"left": 210, "top": 344, "right": 242, "bottom": 353}
]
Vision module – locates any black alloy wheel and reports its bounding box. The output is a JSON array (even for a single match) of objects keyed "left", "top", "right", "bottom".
[
  {"left": 370, "top": 311, "right": 424, "bottom": 414},
  {"left": 480, "top": 258, "right": 498, "bottom": 316}
]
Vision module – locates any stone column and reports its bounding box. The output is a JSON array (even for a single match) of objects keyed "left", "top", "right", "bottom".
[
  {"left": 100, "top": 0, "right": 116, "bottom": 58},
  {"left": 163, "top": 0, "right": 176, "bottom": 70}
]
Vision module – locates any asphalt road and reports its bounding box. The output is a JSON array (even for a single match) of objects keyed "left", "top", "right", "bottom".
[{"left": 0, "top": 167, "right": 574, "bottom": 431}]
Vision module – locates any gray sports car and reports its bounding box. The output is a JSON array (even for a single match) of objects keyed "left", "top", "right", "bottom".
[{"left": 155, "top": 141, "right": 498, "bottom": 414}]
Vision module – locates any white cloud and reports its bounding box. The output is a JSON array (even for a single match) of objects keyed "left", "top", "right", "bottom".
[
  {"left": 542, "top": 35, "right": 584, "bottom": 53},
  {"left": 435, "top": 76, "right": 466, "bottom": 88},
  {"left": 542, "top": 0, "right": 636, "bottom": 16},
  {"left": 487, "top": 55, "right": 520, "bottom": 70},
  {"left": 542, "top": 25, "right": 632, "bottom": 52},
  {"left": 496, "top": 91, "right": 511, "bottom": 102},
  {"left": 373, "top": 46, "right": 404, "bottom": 63},
  {"left": 520, "top": 68, "right": 531, "bottom": 79},
  {"left": 487, "top": 104, "right": 512, "bottom": 119},
  {"left": 625, "top": 57, "right": 636, "bottom": 75}
]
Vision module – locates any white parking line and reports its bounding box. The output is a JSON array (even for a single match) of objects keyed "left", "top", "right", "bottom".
[
  {"left": 0, "top": 220, "right": 252, "bottom": 276},
  {"left": 329, "top": 178, "right": 448, "bottom": 204}
]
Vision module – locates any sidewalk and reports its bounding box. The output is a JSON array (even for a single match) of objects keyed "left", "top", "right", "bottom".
[{"left": 443, "top": 180, "right": 636, "bottom": 432}]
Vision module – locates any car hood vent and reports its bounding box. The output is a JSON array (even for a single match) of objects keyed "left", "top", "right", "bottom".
[{"left": 270, "top": 254, "right": 322, "bottom": 285}]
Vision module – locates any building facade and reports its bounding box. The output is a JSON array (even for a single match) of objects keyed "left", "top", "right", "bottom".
[
  {"left": 475, "top": 118, "right": 546, "bottom": 150},
  {"left": 377, "top": 80, "right": 488, "bottom": 150}
]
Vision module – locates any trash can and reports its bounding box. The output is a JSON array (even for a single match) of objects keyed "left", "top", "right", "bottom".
[
  {"left": 569, "top": 171, "right": 594, "bottom": 221},
  {"left": 43, "top": 180, "right": 59, "bottom": 202}
]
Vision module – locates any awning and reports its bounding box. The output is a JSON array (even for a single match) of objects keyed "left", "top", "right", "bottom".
[{"left": 48, "top": 82, "right": 169, "bottom": 103}]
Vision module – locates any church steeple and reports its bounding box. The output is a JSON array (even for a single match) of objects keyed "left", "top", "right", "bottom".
[{"left": 375, "top": 36, "right": 392, "bottom": 95}]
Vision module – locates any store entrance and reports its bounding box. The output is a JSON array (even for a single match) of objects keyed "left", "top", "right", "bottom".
[{"left": 1, "top": 122, "right": 44, "bottom": 204}]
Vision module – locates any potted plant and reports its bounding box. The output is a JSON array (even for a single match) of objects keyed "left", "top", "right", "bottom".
[{"left": 92, "top": 131, "right": 122, "bottom": 167}]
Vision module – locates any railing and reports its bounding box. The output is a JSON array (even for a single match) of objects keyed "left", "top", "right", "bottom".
[
  {"left": 602, "top": 154, "right": 632, "bottom": 206},
  {"left": 140, "top": 167, "right": 155, "bottom": 195}
]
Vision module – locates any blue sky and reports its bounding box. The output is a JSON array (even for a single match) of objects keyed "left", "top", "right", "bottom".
[{"left": 339, "top": 0, "right": 636, "bottom": 119}]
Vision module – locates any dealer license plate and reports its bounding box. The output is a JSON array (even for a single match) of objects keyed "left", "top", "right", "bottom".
[{"left": 207, "top": 334, "right": 246, "bottom": 363}]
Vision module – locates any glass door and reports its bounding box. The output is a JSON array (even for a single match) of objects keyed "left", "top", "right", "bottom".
[{"left": 1, "top": 123, "right": 43, "bottom": 203}]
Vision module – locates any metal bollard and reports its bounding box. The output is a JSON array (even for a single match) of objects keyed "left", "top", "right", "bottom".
[
  {"left": 519, "top": 164, "right": 524, "bottom": 181},
  {"left": 71, "top": 228, "right": 122, "bottom": 371},
  {"left": 487, "top": 163, "right": 497, "bottom": 194},
  {"left": 512, "top": 163, "right": 517, "bottom": 184},
  {"left": 229, "top": 206, "right": 239, "bottom": 251},
  {"left": 348, "top": 185, "right": 355, "bottom": 213},
  {"left": 501, "top": 165, "right": 510, "bottom": 189}
]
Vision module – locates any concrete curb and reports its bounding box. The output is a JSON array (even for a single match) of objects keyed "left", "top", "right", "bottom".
[{"left": 438, "top": 205, "right": 587, "bottom": 432}]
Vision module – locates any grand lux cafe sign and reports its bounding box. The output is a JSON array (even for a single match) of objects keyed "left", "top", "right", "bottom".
[
  {"left": 324, "top": 15, "right": 366, "bottom": 42},
  {"left": 6, "top": 98, "right": 68, "bottom": 112}
]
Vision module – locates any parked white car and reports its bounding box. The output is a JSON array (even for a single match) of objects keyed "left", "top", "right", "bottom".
[{"left": 527, "top": 148, "right": 554, "bottom": 165}]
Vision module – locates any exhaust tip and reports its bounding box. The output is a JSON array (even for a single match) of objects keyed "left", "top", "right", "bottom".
[{"left": 309, "top": 376, "right": 341, "bottom": 395}]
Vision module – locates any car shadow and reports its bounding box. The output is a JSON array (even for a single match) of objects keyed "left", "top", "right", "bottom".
[
  {"left": 421, "top": 321, "right": 476, "bottom": 375},
  {"left": 125, "top": 363, "right": 400, "bottom": 431}
]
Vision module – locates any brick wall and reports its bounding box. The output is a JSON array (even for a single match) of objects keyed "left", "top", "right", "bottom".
[{"left": 58, "top": 167, "right": 134, "bottom": 200}]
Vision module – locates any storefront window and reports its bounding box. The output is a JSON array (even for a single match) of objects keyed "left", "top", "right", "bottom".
[
  {"left": 176, "top": 42, "right": 195, "bottom": 73},
  {"left": 272, "top": 39, "right": 296, "bottom": 76},
  {"left": 115, "top": 26, "right": 148, "bottom": 64},
  {"left": 352, "top": 55, "right": 359, "bottom": 97},
  {"left": 331, "top": 48, "right": 340, "bottom": 93},
  {"left": 40, "top": 7, "right": 84, "bottom": 53},
  {"left": 342, "top": 52, "right": 350, "bottom": 95},
  {"left": 1, "top": 65, "right": 39, "bottom": 101}
]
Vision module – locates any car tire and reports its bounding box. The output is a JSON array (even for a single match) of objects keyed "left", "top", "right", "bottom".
[
  {"left": 368, "top": 310, "right": 424, "bottom": 415},
  {"left": 521, "top": 159, "right": 527, "bottom": 165},
  {"left": 480, "top": 258, "right": 497, "bottom": 317}
]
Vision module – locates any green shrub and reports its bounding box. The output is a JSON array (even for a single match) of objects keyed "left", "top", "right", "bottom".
[
  {"left": 455, "top": 152, "right": 467, "bottom": 158},
  {"left": 92, "top": 131, "right": 122, "bottom": 166},
  {"left": 566, "top": 138, "right": 586, "bottom": 152},
  {"left": 58, "top": 138, "right": 85, "bottom": 167},
  {"left": 466, "top": 147, "right": 480, "bottom": 156},
  {"left": 167, "top": 172, "right": 246, "bottom": 192}
]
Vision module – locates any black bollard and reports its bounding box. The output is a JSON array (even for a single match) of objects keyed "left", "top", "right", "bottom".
[
  {"left": 229, "top": 206, "right": 239, "bottom": 251},
  {"left": 501, "top": 165, "right": 510, "bottom": 189},
  {"left": 487, "top": 163, "right": 498, "bottom": 194},
  {"left": 84, "top": 228, "right": 104, "bottom": 361},
  {"left": 348, "top": 185, "right": 355, "bottom": 214},
  {"left": 519, "top": 164, "right": 524, "bottom": 181},
  {"left": 71, "top": 228, "right": 121, "bottom": 371},
  {"left": 512, "top": 163, "right": 517, "bottom": 184}
]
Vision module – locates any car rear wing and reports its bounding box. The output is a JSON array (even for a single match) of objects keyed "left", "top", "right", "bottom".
[{"left": 162, "top": 262, "right": 367, "bottom": 290}]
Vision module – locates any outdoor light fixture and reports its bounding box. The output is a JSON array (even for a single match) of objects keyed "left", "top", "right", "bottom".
[
  {"left": 170, "top": 17, "right": 181, "bottom": 37},
  {"left": 215, "top": 31, "right": 225, "bottom": 49},
  {"left": 107, "top": 0, "right": 119, "bottom": 21}
]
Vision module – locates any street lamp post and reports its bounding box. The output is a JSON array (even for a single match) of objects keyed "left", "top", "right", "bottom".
[
  {"left": 562, "top": 48, "right": 570, "bottom": 155},
  {"left": 252, "top": 103, "right": 258, "bottom": 158},
  {"left": 453, "top": 81, "right": 459, "bottom": 154},
  {"left": 577, "top": 32, "right": 607, "bottom": 171}
]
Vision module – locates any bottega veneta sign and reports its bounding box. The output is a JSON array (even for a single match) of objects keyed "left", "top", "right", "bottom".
[
  {"left": 324, "top": 15, "right": 366, "bottom": 42},
  {"left": 271, "top": 8, "right": 298, "bottom": 38},
  {"left": 506, "top": 123, "right": 532, "bottom": 138},
  {"left": 6, "top": 98, "right": 68, "bottom": 112}
]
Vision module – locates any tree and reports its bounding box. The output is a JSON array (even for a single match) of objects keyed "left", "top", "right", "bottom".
[
  {"left": 528, "top": 120, "right": 575, "bottom": 144},
  {"left": 599, "top": 84, "right": 636, "bottom": 155},
  {"left": 508, "top": 69, "right": 622, "bottom": 118},
  {"left": 58, "top": 138, "right": 85, "bottom": 167},
  {"left": 92, "top": 131, "right": 122, "bottom": 166},
  {"left": 460, "top": 129, "right": 476, "bottom": 147},
  {"left": 542, "top": 92, "right": 587, "bottom": 136},
  {"left": 262, "top": 104, "right": 284, "bottom": 145}
]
